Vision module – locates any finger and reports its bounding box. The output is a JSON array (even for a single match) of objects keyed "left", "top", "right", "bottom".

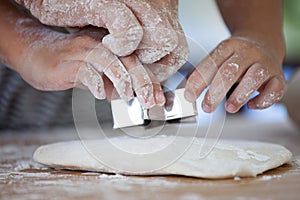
[
  {"left": 120, "top": 56, "right": 165, "bottom": 108},
  {"left": 185, "top": 41, "right": 233, "bottom": 102},
  {"left": 147, "top": 29, "right": 189, "bottom": 82},
  {"left": 147, "top": 1, "right": 188, "bottom": 81},
  {"left": 76, "top": 27, "right": 109, "bottom": 41},
  {"left": 83, "top": 43, "right": 134, "bottom": 102},
  {"left": 38, "top": 59, "right": 106, "bottom": 100},
  {"left": 225, "top": 63, "right": 270, "bottom": 113},
  {"left": 144, "top": 67, "right": 166, "bottom": 106},
  {"left": 202, "top": 54, "right": 253, "bottom": 113},
  {"left": 19, "top": 0, "right": 143, "bottom": 57},
  {"left": 102, "top": 74, "right": 119, "bottom": 102},
  {"left": 164, "top": 91, "right": 175, "bottom": 112},
  {"left": 77, "top": 64, "right": 106, "bottom": 100},
  {"left": 121, "top": 0, "right": 178, "bottom": 63},
  {"left": 247, "top": 76, "right": 285, "bottom": 110},
  {"left": 120, "top": 55, "right": 155, "bottom": 109}
]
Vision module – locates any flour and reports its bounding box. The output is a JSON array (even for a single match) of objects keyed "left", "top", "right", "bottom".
[
  {"left": 78, "top": 65, "right": 105, "bottom": 100},
  {"left": 259, "top": 174, "right": 282, "bottom": 181},
  {"left": 16, "top": 0, "right": 144, "bottom": 57},
  {"left": 257, "top": 91, "right": 283, "bottom": 109},
  {"left": 124, "top": 0, "right": 178, "bottom": 64},
  {"left": 228, "top": 63, "right": 240, "bottom": 71}
]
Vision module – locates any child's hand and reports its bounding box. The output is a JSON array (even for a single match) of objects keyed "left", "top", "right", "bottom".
[{"left": 184, "top": 37, "right": 286, "bottom": 113}]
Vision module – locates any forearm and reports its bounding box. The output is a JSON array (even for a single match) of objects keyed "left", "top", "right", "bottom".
[
  {"left": 0, "top": 1, "right": 41, "bottom": 72},
  {"left": 216, "top": 0, "right": 285, "bottom": 62}
]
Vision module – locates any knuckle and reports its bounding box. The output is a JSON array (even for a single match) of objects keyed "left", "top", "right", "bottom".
[
  {"left": 188, "top": 74, "right": 206, "bottom": 92},
  {"left": 232, "top": 93, "right": 247, "bottom": 107},
  {"left": 73, "top": 35, "right": 94, "bottom": 46},
  {"left": 247, "top": 64, "right": 269, "bottom": 81},
  {"left": 220, "top": 62, "right": 240, "bottom": 82},
  {"left": 274, "top": 76, "right": 286, "bottom": 92},
  {"left": 219, "top": 38, "right": 232, "bottom": 48}
]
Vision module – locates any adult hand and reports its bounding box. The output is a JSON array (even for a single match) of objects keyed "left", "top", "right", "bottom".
[
  {"left": 14, "top": 0, "right": 179, "bottom": 65},
  {"left": 184, "top": 37, "right": 286, "bottom": 113},
  {"left": 11, "top": 12, "right": 165, "bottom": 108},
  {"left": 144, "top": 0, "right": 190, "bottom": 82}
]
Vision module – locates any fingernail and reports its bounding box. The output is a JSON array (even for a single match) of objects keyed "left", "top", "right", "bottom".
[
  {"left": 202, "top": 103, "right": 211, "bottom": 113},
  {"left": 226, "top": 102, "right": 237, "bottom": 113},
  {"left": 155, "top": 91, "right": 166, "bottom": 106},
  {"left": 184, "top": 90, "right": 197, "bottom": 102},
  {"left": 247, "top": 101, "right": 255, "bottom": 109},
  {"left": 165, "top": 105, "right": 173, "bottom": 112}
]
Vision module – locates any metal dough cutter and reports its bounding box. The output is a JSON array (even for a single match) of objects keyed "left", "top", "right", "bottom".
[{"left": 111, "top": 62, "right": 198, "bottom": 129}]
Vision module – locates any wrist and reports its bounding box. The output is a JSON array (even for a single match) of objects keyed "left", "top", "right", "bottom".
[{"left": 232, "top": 30, "right": 285, "bottom": 64}]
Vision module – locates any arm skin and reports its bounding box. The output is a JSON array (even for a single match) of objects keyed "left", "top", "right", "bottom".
[
  {"left": 185, "top": 0, "right": 286, "bottom": 113},
  {"left": 0, "top": 1, "right": 166, "bottom": 108},
  {"left": 217, "top": 0, "right": 285, "bottom": 63},
  {"left": 0, "top": 1, "right": 29, "bottom": 71}
]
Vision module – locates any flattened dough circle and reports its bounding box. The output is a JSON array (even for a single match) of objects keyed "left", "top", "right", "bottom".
[{"left": 33, "top": 137, "right": 292, "bottom": 179}]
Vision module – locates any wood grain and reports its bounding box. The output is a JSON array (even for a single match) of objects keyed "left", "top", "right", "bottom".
[{"left": 1, "top": 118, "right": 299, "bottom": 200}]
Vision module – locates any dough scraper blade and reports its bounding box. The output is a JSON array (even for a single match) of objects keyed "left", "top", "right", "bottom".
[{"left": 111, "top": 62, "right": 198, "bottom": 129}]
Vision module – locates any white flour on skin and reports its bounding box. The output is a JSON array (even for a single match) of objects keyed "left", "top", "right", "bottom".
[
  {"left": 121, "top": 0, "right": 178, "bottom": 64},
  {"left": 103, "top": 59, "right": 133, "bottom": 101},
  {"left": 147, "top": 31, "right": 189, "bottom": 82},
  {"left": 223, "top": 62, "right": 240, "bottom": 83},
  {"left": 257, "top": 91, "right": 283, "bottom": 109},
  {"left": 228, "top": 63, "right": 239, "bottom": 71},
  {"left": 146, "top": 1, "right": 189, "bottom": 82},
  {"left": 17, "top": 0, "right": 143, "bottom": 57},
  {"left": 120, "top": 55, "right": 159, "bottom": 109},
  {"left": 78, "top": 66, "right": 105, "bottom": 100},
  {"left": 21, "top": 9, "right": 140, "bottom": 102},
  {"left": 84, "top": 43, "right": 135, "bottom": 101},
  {"left": 13, "top": 18, "right": 77, "bottom": 91},
  {"left": 128, "top": 67, "right": 155, "bottom": 109},
  {"left": 14, "top": 16, "right": 67, "bottom": 56},
  {"left": 234, "top": 67, "right": 268, "bottom": 104},
  {"left": 17, "top": 0, "right": 187, "bottom": 90},
  {"left": 205, "top": 75, "right": 223, "bottom": 107},
  {"left": 235, "top": 77, "right": 259, "bottom": 104},
  {"left": 241, "top": 68, "right": 283, "bottom": 109},
  {"left": 148, "top": 63, "right": 178, "bottom": 83},
  {"left": 14, "top": 13, "right": 134, "bottom": 101}
]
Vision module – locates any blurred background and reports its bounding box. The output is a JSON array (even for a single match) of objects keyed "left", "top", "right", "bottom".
[{"left": 178, "top": 0, "right": 300, "bottom": 127}]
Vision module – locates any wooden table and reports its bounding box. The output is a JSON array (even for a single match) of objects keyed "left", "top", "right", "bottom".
[{"left": 1, "top": 117, "right": 300, "bottom": 200}]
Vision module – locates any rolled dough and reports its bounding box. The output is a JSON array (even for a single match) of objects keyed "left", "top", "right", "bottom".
[{"left": 33, "top": 136, "right": 292, "bottom": 179}]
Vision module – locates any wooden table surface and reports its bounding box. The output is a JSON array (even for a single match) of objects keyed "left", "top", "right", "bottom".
[{"left": 1, "top": 116, "right": 300, "bottom": 200}]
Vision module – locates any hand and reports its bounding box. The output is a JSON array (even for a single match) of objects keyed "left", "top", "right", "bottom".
[
  {"left": 15, "top": 0, "right": 189, "bottom": 83},
  {"left": 184, "top": 36, "right": 286, "bottom": 113},
  {"left": 145, "top": 0, "right": 189, "bottom": 82},
  {"left": 14, "top": 0, "right": 179, "bottom": 65},
  {"left": 12, "top": 13, "right": 165, "bottom": 108}
]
